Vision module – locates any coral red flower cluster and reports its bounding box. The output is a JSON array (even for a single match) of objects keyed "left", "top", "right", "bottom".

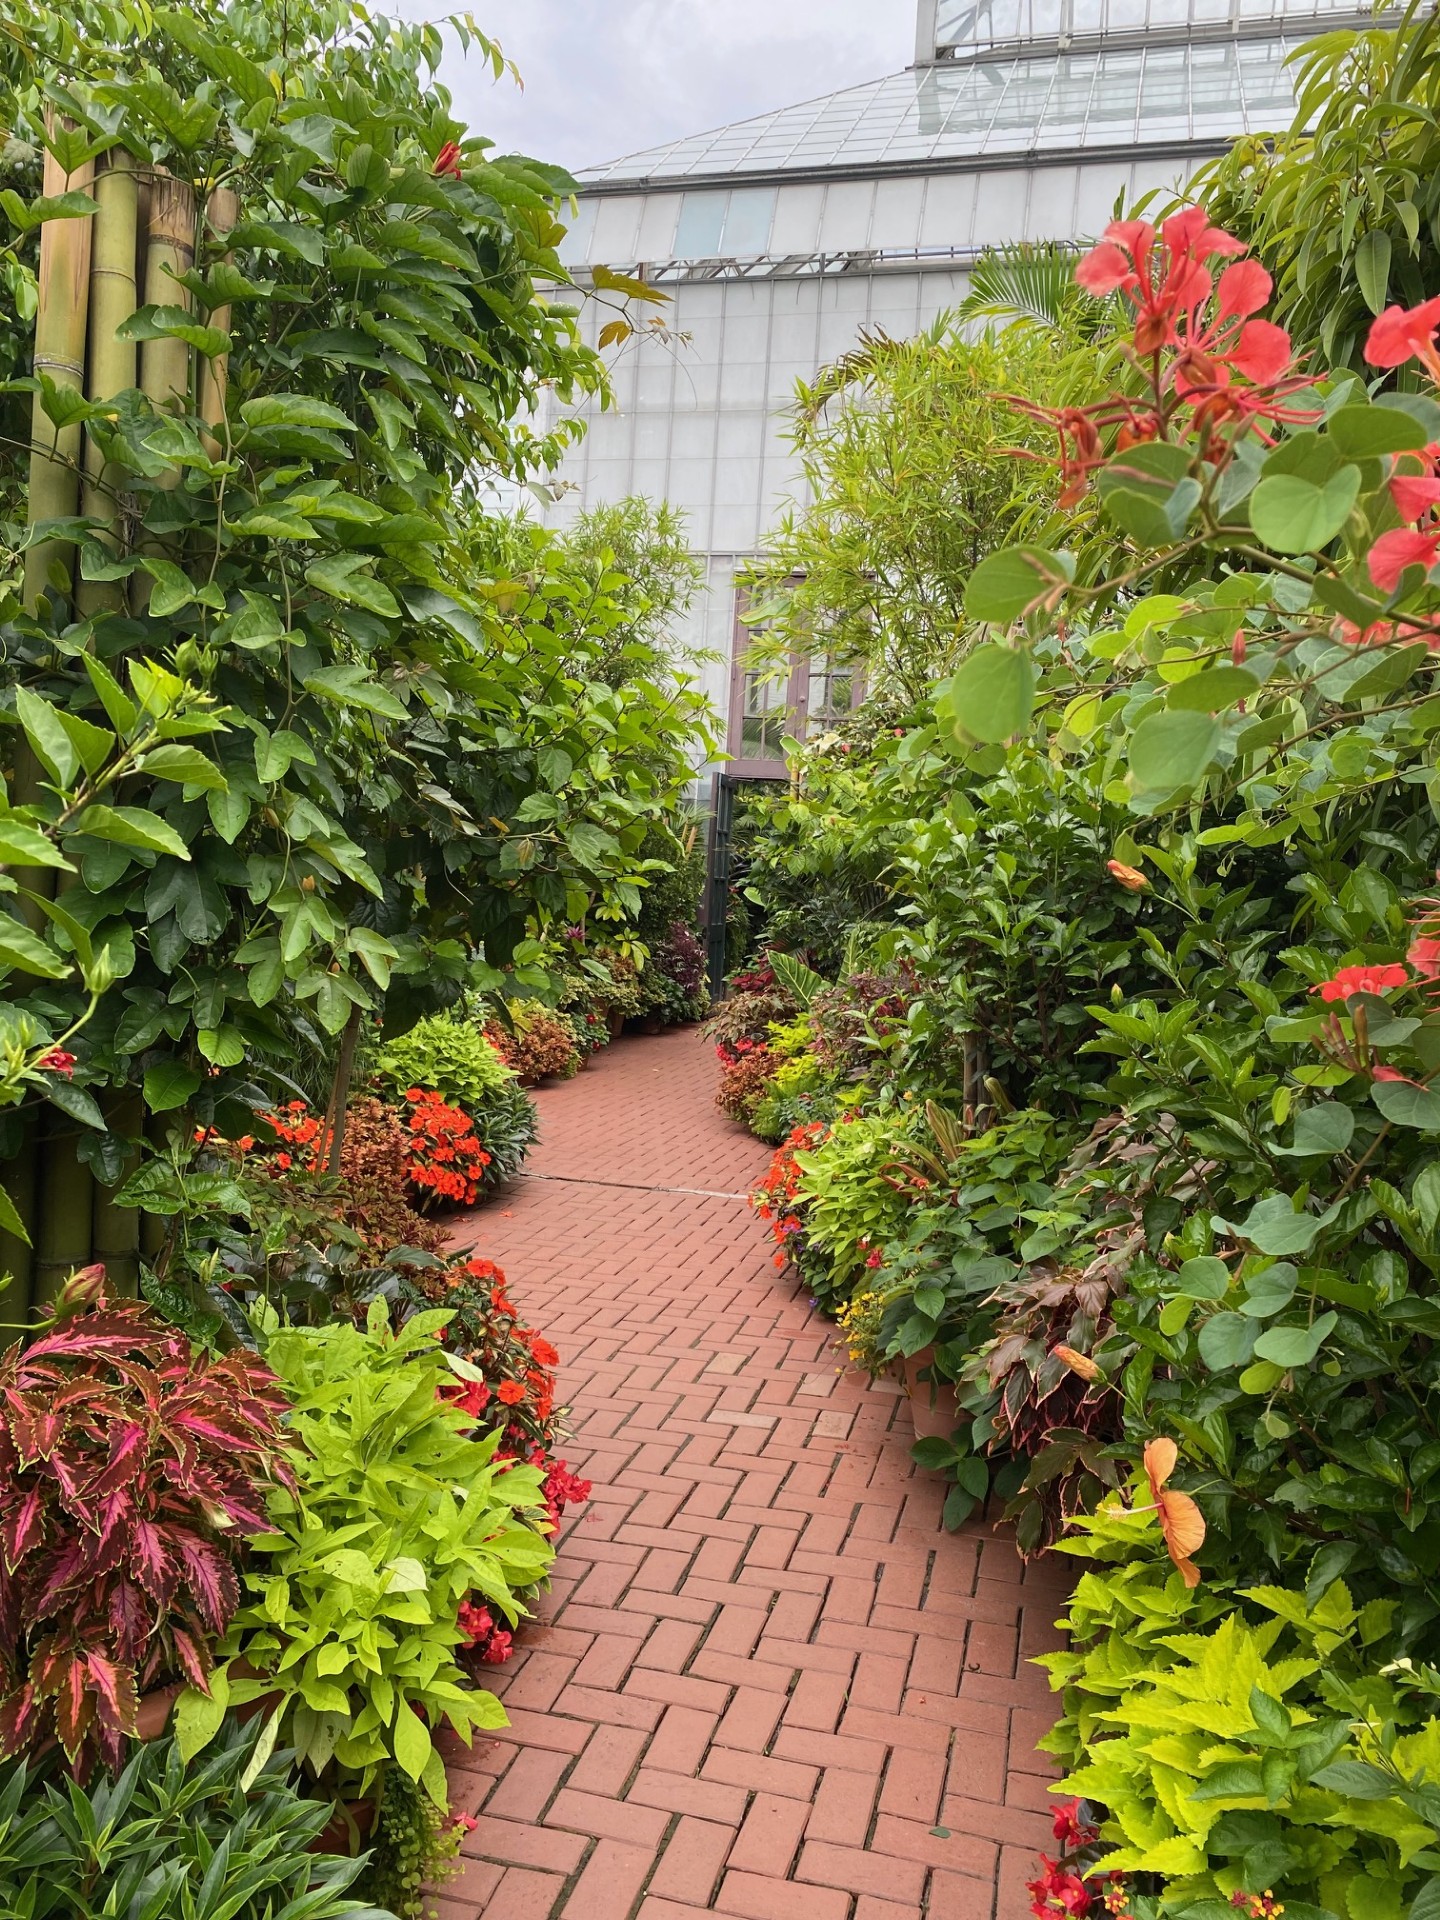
[
  {"left": 403, "top": 1088, "right": 491, "bottom": 1207},
  {"left": 753, "top": 1122, "right": 828, "bottom": 1269},
  {"left": 1312, "top": 963, "right": 1409, "bottom": 1003},
  {"left": 35, "top": 1047, "right": 76, "bottom": 1078},
  {"left": 432, "top": 140, "right": 463, "bottom": 179},
  {"left": 262, "top": 1098, "right": 330, "bottom": 1173},
  {"left": 1021, "top": 209, "right": 1312, "bottom": 510},
  {"left": 1361, "top": 299, "right": 1440, "bottom": 593}
]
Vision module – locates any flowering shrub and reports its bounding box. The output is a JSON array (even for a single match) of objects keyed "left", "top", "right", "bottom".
[
  {"left": 0, "top": 1270, "right": 291, "bottom": 1776},
  {"left": 401, "top": 1089, "right": 491, "bottom": 1208},
  {"left": 753, "top": 1122, "right": 829, "bottom": 1279}
]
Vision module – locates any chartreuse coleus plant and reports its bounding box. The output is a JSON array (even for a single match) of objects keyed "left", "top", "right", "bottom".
[
  {"left": 178, "top": 1298, "right": 554, "bottom": 1806},
  {"left": 0, "top": 0, "right": 705, "bottom": 1319},
  {"left": 1038, "top": 1483, "right": 1440, "bottom": 1919}
]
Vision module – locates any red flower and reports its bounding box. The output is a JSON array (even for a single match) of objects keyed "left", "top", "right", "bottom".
[
  {"left": 433, "top": 141, "right": 463, "bottom": 179},
  {"left": 36, "top": 1047, "right": 76, "bottom": 1078},
  {"left": 1314, "top": 963, "right": 1409, "bottom": 1002},
  {"left": 447, "top": 1812, "right": 479, "bottom": 1834},
  {"left": 1409, "top": 934, "right": 1440, "bottom": 978},
  {"left": 1365, "top": 295, "right": 1440, "bottom": 376},
  {"left": 529, "top": 1336, "right": 559, "bottom": 1366},
  {"left": 1335, "top": 617, "right": 1396, "bottom": 648},
  {"left": 497, "top": 1380, "right": 525, "bottom": 1406},
  {"left": 1051, "top": 1799, "right": 1099, "bottom": 1848},
  {"left": 1369, "top": 526, "right": 1440, "bottom": 594}
]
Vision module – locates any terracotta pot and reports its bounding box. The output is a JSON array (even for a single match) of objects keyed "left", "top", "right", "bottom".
[
  {"left": 641, "top": 1014, "right": 664, "bottom": 1035},
  {"left": 902, "top": 1348, "right": 960, "bottom": 1444},
  {"left": 135, "top": 1684, "right": 182, "bottom": 1741},
  {"left": 311, "top": 1799, "right": 376, "bottom": 1857},
  {"left": 607, "top": 1008, "right": 625, "bottom": 1040}
]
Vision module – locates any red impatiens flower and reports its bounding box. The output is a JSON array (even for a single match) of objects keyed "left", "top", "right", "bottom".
[
  {"left": 433, "top": 140, "right": 463, "bottom": 179},
  {"left": 1314, "top": 963, "right": 1409, "bottom": 1002},
  {"left": 1365, "top": 295, "right": 1440, "bottom": 377},
  {"left": 1369, "top": 526, "right": 1440, "bottom": 594},
  {"left": 529, "top": 1335, "right": 560, "bottom": 1367},
  {"left": 36, "top": 1047, "right": 76, "bottom": 1077},
  {"left": 1027, "top": 1855, "right": 1095, "bottom": 1917},
  {"left": 497, "top": 1379, "right": 526, "bottom": 1406}
]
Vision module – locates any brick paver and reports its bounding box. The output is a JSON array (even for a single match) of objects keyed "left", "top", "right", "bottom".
[{"left": 437, "top": 1030, "right": 1067, "bottom": 1920}]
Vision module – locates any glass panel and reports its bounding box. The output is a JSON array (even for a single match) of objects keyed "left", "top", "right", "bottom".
[
  {"left": 806, "top": 660, "right": 855, "bottom": 729},
  {"left": 740, "top": 668, "right": 789, "bottom": 759},
  {"left": 674, "top": 190, "right": 727, "bottom": 256},
  {"left": 722, "top": 189, "right": 777, "bottom": 253}
]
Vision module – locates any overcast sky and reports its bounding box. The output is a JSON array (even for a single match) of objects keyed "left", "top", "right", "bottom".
[{"left": 414, "top": 2, "right": 913, "bottom": 176}]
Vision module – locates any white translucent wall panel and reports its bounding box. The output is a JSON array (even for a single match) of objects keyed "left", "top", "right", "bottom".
[
  {"left": 1024, "top": 166, "right": 1081, "bottom": 239},
  {"left": 872, "top": 176, "right": 928, "bottom": 251},
  {"left": 918, "top": 172, "right": 980, "bottom": 249},
  {"left": 819, "top": 180, "right": 879, "bottom": 251},
  {"left": 590, "top": 194, "right": 644, "bottom": 260},
  {"left": 556, "top": 197, "right": 596, "bottom": 268},
  {"left": 972, "top": 169, "right": 1032, "bottom": 246},
  {"left": 770, "top": 183, "right": 826, "bottom": 255},
  {"left": 1072, "top": 159, "right": 1138, "bottom": 230},
  {"left": 636, "top": 195, "right": 680, "bottom": 260}
]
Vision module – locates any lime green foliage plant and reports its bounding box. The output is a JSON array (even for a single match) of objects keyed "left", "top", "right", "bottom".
[
  {"left": 0, "top": 1719, "right": 392, "bottom": 1920},
  {"left": 179, "top": 1300, "right": 554, "bottom": 1806},
  {"left": 1040, "top": 1492, "right": 1440, "bottom": 1915},
  {"left": 790, "top": 1109, "right": 925, "bottom": 1307},
  {"left": 362, "top": 1761, "right": 464, "bottom": 1920}
]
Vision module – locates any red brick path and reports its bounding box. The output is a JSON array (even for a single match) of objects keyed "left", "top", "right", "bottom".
[{"left": 441, "top": 1029, "right": 1067, "bottom": 1920}]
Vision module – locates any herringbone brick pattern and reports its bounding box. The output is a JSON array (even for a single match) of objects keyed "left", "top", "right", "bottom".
[{"left": 439, "top": 1030, "right": 1067, "bottom": 1920}]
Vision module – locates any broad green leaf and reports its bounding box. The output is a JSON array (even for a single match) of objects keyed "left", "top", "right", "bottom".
[
  {"left": 1372, "top": 1079, "right": 1440, "bottom": 1132},
  {"left": 1173, "top": 1256, "right": 1231, "bottom": 1300},
  {"left": 1197, "top": 1310, "right": 1259, "bottom": 1371},
  {"left": 84, "top": 655, "right": 138, "bottom": 734},
  {"left": 141, "top": 744, "right": 226, "bottom": 791},
  {"left": 1128, "top": 710, "right": 1219, "bottom": 793},
  {"left": 143, "top": 1061, "right": 203, "bottom": 1112},
  {"left": 1221, "top": 1192, "right": 1335, "bottom": 1255},
  {"left": 303, "top": 664, "right": 407, "bottom": 721},
  {"left": 240, "top": 392, "right": 358, "bottom": 432},
  {"left": 392, "top": 1698, "right": 432, "bottom": 1781},
  {"left": 1165, "top": 667, "right": 1261, "bottom": 713},
  {"left": 0, "top": 916, "right": 69, "bottom": 978},
  {"left": 1275, "top": 1101, "right": 1356, "bottom": 1157},
  {"left": 1249, "top": 467, "right": 1361, "bottom": 554},
  {"left": 1353, "top": 227, "right": 1393, "bottom": 315},
  {"left": 945, "top": 644, "right": 1036, "bottom": 745},
  {"left": 0, "top": 1177, "right": 29, "bottom": 1246},
  {"left": 0, "top": 818, "right": 71, "bottom": 869},
  {"left": 304, "top": 554, "right": 401, "bottom": 618},
  {"left": 1252, "top": 1312, "right": 1339, "bottom": 1367},
  {"left": 15, "top": 686, "right": 78, "bottom": 785},
  {"left": 71, "top": 805, "right": 190, "bottom": 859},
  {"left": 1327, "top": 401, "right": 1428, "bottom": 456},
  {"left": 197, "top": 1026, "right": 245, "bottom": 1066},
  {"left": 963, "top": 546, "right": 1072, "bottom": 624}
]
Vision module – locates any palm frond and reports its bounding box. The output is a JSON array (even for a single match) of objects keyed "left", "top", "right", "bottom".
[{"left": 955, "top": 241, "right": 1109, "bottom": 340}]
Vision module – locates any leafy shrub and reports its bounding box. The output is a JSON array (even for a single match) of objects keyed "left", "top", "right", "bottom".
[
  {"left": 641, "top": 921, "right": 709, "bottom": 1025},
  {"left": 375, "top": 1014, "right": 515, "bottom": 1115},
  {"left": 258, "top": 1097, "right": 447, "bottom": 1259},
  {"left": 484, "top": 1004, "right": 580, "bottom": 1084},
  {"left": 716, "top": 1045, "right": 780, "bottom": 1127},
  {"left": 788, "top": 1110, "right": 926, "bottom": 1307},
  {"left": 0, "top": 1271, "right": 291, "bottom": 1776},
  {"left": 706, "top": 983, "right": 796, "bottom": 1054},
  {"left": 0, "top": 1720, "right": 389, "bottom": 1920},
  {"left": 183, "top": 1300, "right": 555, "bottom": 1804}
]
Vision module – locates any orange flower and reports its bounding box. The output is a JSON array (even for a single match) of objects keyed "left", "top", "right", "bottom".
[
  {"left": 530, "top": 1337, "right": 559, "bottom": 1367},
  {"left": 1142, "top": 1437, "right": 1205, "bottom": 1588},
  {"left": 497, "top": 1380, "right": 526, "bottom": 1406},
  {"left": 1106, "top": 860, "right": 1149, "bottom": 892},
  {"left": 1053, "top": 1345, "right": 1100, "bottom": 1383}
]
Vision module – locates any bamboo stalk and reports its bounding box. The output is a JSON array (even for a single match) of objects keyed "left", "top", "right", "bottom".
[
  {"left": 197, "top": 186, "right": 238, "bottom": 459},
  {"left": 31, "top": 1128, "right": 96, "bottom": 1307},
  {"left": 92, "top": 1090, "right": 143, "bottom": 1295},
  {"left": 138, "top": 169, "right": 195, "bottom": 414},
  {"left": 129, "top": 168, "right": 196, "bottom": 616},
  {"left": 0, "top": 1126, "right": 38, "bottom": 1336},
  {"left": 22, "top": 129, "right": 95, "bottom": 616},
  {"left": 78, "top": 149, "right": 139, "bottom": 622}
]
